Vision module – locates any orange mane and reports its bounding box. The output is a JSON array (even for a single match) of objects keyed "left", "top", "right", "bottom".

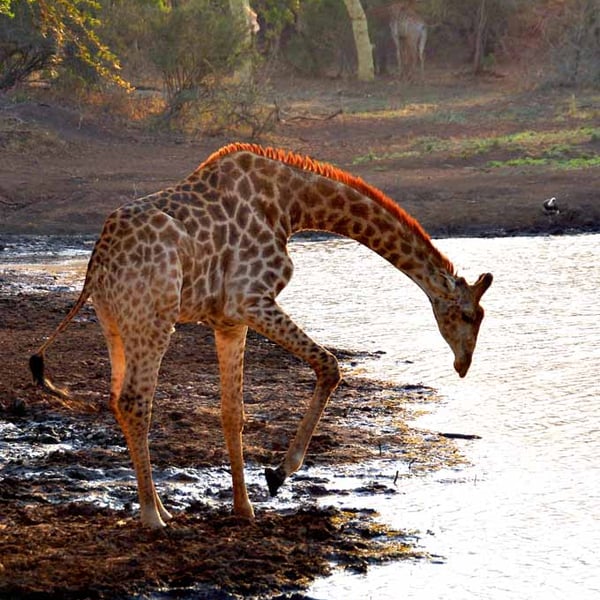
[{"left": 199, "top": 143, "right": 455, "bottom": 275}]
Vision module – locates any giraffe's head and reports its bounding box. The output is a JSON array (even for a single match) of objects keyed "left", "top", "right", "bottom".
[{"left": 431, "top": 272, "right": 493, "bottom": 377}]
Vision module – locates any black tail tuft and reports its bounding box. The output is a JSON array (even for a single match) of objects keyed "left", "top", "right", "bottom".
[
  {"left": 29, "top": 353, "right": 45, "bottom": 386},
  {"left": 29, "top": 352, "right": 70, "bottom": 399}
]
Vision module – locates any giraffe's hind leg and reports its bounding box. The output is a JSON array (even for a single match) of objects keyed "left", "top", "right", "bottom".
[
  {"left": 95, "top": 296, "right": 175, "bottom": 528},
  {"left": 117, "top": 324, "right": 174, "bottom": 528}
]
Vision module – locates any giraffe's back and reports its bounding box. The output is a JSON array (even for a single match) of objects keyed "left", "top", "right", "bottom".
[{"left": 87, "top": 178, "right": 293, "bottom": 330}]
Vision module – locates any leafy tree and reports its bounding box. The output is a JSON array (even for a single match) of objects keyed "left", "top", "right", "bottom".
[
  {"left": 96, "top": 0, "right": 168, "bottom": 85},
  {"left": 0, "top": 0, "right": 128, "bottom": 89},
  {"left": 0, "top": 1, "right": 55, "bottom": 88},
  {"left": 283, "top": 0, "right": 353, "bottom": 76},
  {"left": 288, "top": 0, "right": 373, "bottom": 80},
  {"left": 542, "top": 0, "right": 600, "bottom": 86},
  {"left": 252, "top": 0, "right": 298, "bottom": 57}
]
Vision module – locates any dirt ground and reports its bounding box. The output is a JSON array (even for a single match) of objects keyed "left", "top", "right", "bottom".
[
  {"left": 0, "top": 72, "right": 598, "bottom": 598},
  {"left": 0, "top": 275, "right": 464, "bottom": 599},
  {"left": 1, "top": 73, "right": 599, "bottom": 238}
]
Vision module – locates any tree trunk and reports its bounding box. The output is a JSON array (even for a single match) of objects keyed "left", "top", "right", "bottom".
[
  {"left": 342, "top": 0, "right": 374, "bottom": 81},
  {"left": 473, "top": 0, "right": 487, "bottom": 74},
  {"left": 228, "top": 0, "right": 254, "bottom": 81}
]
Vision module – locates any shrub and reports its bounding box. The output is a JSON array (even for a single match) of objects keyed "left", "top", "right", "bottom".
[
  {"left": 148, "top": 0, "right": 249, "bottom": 107},
  {"left": 282, "top": 0, "right": 354, "bottom": 77},
  {"left": 144, "top": 0, "right": 273, "bottom": 136},
  {"left": 0, "top": 0, "right": 128, "bottom": 92},
  {"left": 546, "top": 0, "right": 600, "bottom": 87},
  {"left": 0, "top": 1, "right": 56, "bottom": 89}
]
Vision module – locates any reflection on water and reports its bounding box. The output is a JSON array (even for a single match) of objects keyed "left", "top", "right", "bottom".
[
  {"left": 276, "top": 234, "right": 599, "bottom": 600},
  {"left": 2, "top": 233, "right": 599, "bottom": 599}
]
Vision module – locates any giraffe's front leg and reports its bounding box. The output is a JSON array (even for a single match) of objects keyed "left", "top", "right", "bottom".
[
  {"left": 265, "top": 344, "right": 340, "bottom": 496},
  {"left": 215, "top": 325, "right": 254, "bottom": 519},
  {"left": 244, "top": 298, "right": 342, "bottom": 496}
]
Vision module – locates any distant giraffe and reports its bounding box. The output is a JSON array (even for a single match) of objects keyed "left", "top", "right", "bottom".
[
  {"left": 369, "top": 3, "right": 427, "bottom": 79},
  {"left": 30, "top": 143, "right": 492, "bottom": 528}
]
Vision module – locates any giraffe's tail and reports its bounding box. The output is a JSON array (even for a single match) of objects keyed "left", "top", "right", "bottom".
[
  {"left": 30, "top": 252, "right": 97, "bottom": 402},
  {"left": 29, "top": 353, "right": 70, "bottom": 399}
]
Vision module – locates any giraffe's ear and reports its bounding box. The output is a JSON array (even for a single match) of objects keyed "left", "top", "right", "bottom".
[{"left": 472, "top": 273, "right": 493, "bottom": 302}]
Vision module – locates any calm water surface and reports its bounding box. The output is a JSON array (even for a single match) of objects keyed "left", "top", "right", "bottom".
[{"left": 275, "top": 234, "right": 599, "bottom": 600}]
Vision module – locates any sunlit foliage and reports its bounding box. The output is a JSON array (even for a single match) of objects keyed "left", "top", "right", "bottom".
[{"left": 0, "top": 0, "right": 128, "bottom": 89}]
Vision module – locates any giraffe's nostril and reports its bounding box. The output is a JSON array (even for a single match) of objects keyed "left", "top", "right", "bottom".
[{"left": 454, "top": 356, "right": 472, "bottom": 378}]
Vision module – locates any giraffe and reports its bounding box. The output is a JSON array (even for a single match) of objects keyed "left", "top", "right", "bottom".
[
  {"left": 30, "top": 143, "right": 493, "bottom": 528},
  {"left": 369, "top": 3, "right": 427, "bottom": 79}
]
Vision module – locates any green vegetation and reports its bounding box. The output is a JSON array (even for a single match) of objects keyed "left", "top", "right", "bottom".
[
  {"left": 0, "top": 0, "right": 128, "bottom": 89},
  {"left": 354, "top": 124, "right": 600, "bottom": 171},
  {"left": 1, "top": 0, "right": 598, "bottom": 136},
  {"left": 486, "top": 155, "right": 600, "bottom": 170}
]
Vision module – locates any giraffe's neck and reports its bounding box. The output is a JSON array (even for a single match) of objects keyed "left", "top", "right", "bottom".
[
  {"left": 194, "top": 145, "right": 455, "bottom": 301},
  {"left": 287, "top": 173, "right": 454, "bottom": 300}
]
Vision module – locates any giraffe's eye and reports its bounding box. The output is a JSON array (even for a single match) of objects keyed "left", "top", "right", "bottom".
[{"left": 461, "top": 312, "right": 475, "bottom": 324}]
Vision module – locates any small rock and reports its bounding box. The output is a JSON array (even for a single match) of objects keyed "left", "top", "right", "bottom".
[{"left": 11, "top": 397, "right": 27, "bottom": 416}]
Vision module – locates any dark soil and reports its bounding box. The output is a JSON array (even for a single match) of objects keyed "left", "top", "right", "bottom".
[
  {"left": 0, "top": 279, "right": 462, "bottom": 599},
  {"left": 1, "top": 74, "right": 598, "bottom": 238}
]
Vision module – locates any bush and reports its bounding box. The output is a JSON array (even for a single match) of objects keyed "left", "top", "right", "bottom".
[
  {"left": 97, "top": 0, "right": 165, "bottom": 88},
  {"left": 149, "top": 0, "right": 249, "bottom": 106},
  {"left": 144, "top": 0, "right": 273, "bottom": 136},
  {"left": 546, "top": 0, "right": 600, "bottom": 87},
  {"left": 0, "top": 1, "right": 56, "bottom": 89},
  {"left": 0, "top": 0, "right": 128, "bottom": 92},
  {"left": 282, "top": 0, "right": 354, "bottom": 77}
]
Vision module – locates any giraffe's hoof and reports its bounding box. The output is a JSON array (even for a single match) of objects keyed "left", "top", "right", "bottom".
[
  {"left": 140, "top": 514, "right": 168, "bottom": 529},
  {"left": 265, "top": 466, "right": 286, "bottom": 497}
]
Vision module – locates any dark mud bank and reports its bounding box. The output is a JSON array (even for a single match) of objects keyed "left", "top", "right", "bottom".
[{"left": 0, "top": 268, "right": 466, "bottom": 599}]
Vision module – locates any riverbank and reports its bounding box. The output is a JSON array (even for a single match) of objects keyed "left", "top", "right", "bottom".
[
  {"left": 0, "top": 263, "right": 466, "bottom": 598},
  {"left": 1, "top": 74, "right": 598, "bottom": 597},
  {"left": 1, "top": 77, "right": 599, "bottom": 239}
]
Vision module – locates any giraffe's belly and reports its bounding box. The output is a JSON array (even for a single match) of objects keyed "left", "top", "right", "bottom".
[
  {"left": 176, "top": 303, "right": 241, "bottom": 330},
  {"left": 175, "top": 271, "right": 244, "bottom": 330}
]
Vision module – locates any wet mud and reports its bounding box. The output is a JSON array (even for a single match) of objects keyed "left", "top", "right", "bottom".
[{"left": 0, "top": 264, "right": 465, "bottom": 599}]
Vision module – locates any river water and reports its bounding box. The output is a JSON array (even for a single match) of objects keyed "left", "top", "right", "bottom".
[
  {"left": 2, "top": 233, "right": 599, "bottom": 599},
  {"left": 276, "top": 234, "right": 599, "bottom": 600}
]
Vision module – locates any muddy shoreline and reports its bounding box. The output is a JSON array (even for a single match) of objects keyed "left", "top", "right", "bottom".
[
  {"left": 0, "top": 263, "right": 467, "bottom": 599},
  {"left": 0, "top": 200, "right": 596, "bottom": 599}
]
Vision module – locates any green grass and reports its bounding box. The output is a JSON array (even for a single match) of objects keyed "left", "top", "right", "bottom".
[
  {"left": 353, "top": 126, "right": 600, "bottom": 168},
  {"left": 346, "top": 85, "right": 599, "bottom": 171},
  {"left": 487, "top": 155, "right": 600, "bottom": 170}
]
